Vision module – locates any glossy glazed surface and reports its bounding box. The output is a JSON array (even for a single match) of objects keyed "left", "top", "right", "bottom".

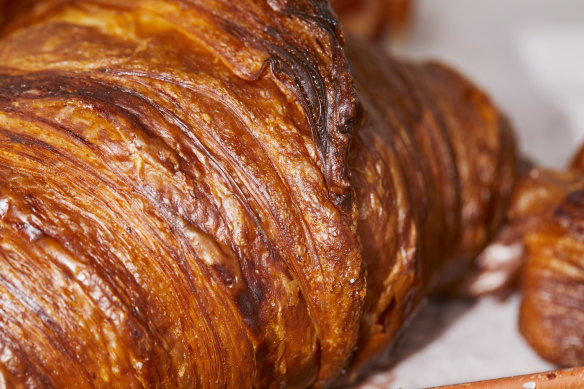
[
  {"left": 331, "top": 0, "right": 412, "bottom": 40},
  {"left": 508, "top": 164, "right": 584, "bottom": 367},
  {"left": 346, "top": 38, "right": 515, "bottom": 380},
  {"left": 0, "top": 1, "right": 516, "bottom": 387}
]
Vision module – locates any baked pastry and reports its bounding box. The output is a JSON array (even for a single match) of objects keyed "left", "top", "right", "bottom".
[
  {"left": 330, "top": 0, "right": 413, "bottom": 41},
  {"left": 504, "top": 148, "right": 584, "bottom": 367},
  {"left": 342, "top": 38, "right": 516, "bottom": 380},
  {"left": 0, "top": 1, "right": 515, "bottom": 387}
]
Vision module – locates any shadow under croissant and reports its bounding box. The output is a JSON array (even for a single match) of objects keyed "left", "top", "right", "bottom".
[{"left": 349, "top": 298, "right": 477, "bottom": 388}]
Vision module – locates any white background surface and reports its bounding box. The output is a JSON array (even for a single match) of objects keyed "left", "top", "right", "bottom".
[
  {"left": 357, "top": 1, "right": 584, "bottom": 388},
  {"left": 394, "top": 0, "right": 584, "bottom": 170}
]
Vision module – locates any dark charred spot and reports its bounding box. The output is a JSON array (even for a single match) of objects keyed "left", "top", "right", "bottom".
[
  {"left": 555, "top": 189, "right": 584, "bottom": 238},
  {"left": 377, "top": 297, "right": 396, "bottom": 328},
  {"left": 236, "top": 285, "right": 265, "bottom": 335},
  {"left": 212, "top": 264, "right": 235, "bottom": 287}
]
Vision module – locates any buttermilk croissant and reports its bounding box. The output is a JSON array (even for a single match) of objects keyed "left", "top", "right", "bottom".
[{"left": 0, "top": 1, "right": 515, "bottom": 387}]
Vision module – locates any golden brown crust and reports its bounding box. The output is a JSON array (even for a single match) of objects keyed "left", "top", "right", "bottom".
[
  {"left": 0, "top": 2, "right": 517, "bottom": 388},
  {"left": 0, "top": 1, "right": 365, "bottom": 387},
  {"left": 331, "top": 0, "right": 413, "bottom": 41},
  {"left": 518, "top": 139, "right": 584, "bottom": 366},
  {"left": 340, "top": 37, "right": 516, "bottom": 381},
  {"left": 505, "top": 168, "right": 584, "bottom": 367},
  {"left": 570, "top": 143, "right": 584, "bottom": 172}
]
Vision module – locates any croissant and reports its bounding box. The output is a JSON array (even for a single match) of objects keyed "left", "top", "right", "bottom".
[
  {"left": 0, "top": 1, "right": 516, "bottom": 387},
  {"left": 500, "top": 146, "right": 584, "bottom": 367}
]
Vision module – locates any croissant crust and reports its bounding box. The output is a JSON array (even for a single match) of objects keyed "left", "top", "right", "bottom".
[{"left": 0, "top": 1, "right": 516, "bottom": 388}]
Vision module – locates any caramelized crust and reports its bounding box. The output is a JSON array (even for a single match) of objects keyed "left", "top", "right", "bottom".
[
  {"left": 0, "top": 1, "right": 516, "bottom": 387},
  {"left": 505, "top": 167, "right": 584, "bottom": 367},
  {"left": 331, "top": 0, "right": 413, "bottom": 41},
  {"left": 0, "top": 1, "right": 364, "bottom": 387},
  {"left": 344, "top": 38, "right": 516, "bottom": 380}
]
